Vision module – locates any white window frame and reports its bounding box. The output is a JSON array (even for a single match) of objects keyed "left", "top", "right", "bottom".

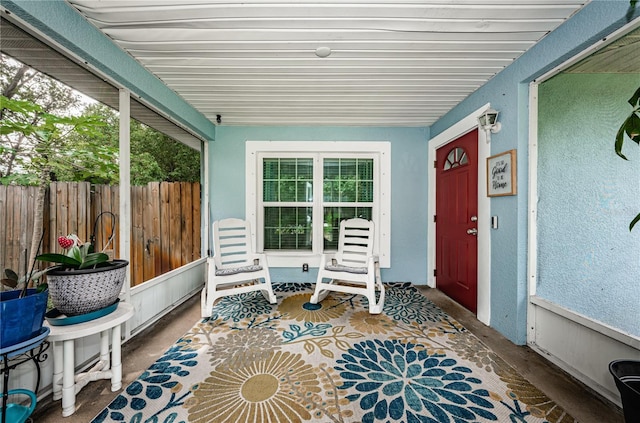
[{"left": 246, "top": 141, "right": 391, "bottom": 268}]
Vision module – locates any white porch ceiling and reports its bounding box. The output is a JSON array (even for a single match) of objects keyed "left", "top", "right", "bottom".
[{"left": 67, "top": 1, "right": 588, "bottom": 127}]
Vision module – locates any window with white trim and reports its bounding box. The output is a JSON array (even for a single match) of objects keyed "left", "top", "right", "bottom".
[
  {"left": 246, "top": 141, "right": 391, "bottom": 268},
  {"left": 263, "top": 157, "right": 314, "bottom": 251}
]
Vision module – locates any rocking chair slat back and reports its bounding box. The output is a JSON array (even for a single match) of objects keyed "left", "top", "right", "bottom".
[
  {"left": 336, "top": 219, "right": 375, "bottom": 267},
  {"left": 213, "top": 218, "right": 253, "bottom": 269}
]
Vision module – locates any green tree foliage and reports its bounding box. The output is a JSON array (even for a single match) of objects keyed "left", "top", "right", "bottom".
[
  {"left": 1, "top": 55, "right": 201, "bottom": 269},
  {"left": 130, "top": 119, "right": 200, "bottom": 184},
  {"left": 1, "top": 54, "right": 87, "bottom": 184},
  {"left": 74, "top": 103, "right": 201, "bottom": 185},
  {"left": 0, "top": 94, "right": 107, "bottom": 266},
  {"left": 47, "top": 102, "right": 119, "bottom": 184},
  {"left": 1, "top": 55, "right": 200, "bottom": 186},
  {"left": 0, "top": 95, "right": 107, "bottom": 185}
]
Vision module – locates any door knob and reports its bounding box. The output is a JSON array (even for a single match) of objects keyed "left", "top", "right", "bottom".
[
  {"left": 470, "top": 216, "right": 478, "bottom": 222},
  {"left": 466, "top": 228, "right": 478, "bottom": 236}
]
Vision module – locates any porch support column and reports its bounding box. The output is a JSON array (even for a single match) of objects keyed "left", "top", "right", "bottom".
[
  {"left": 202, "top": 141, "right": 210, "bottom": 258},
  {"left": 119, "top": 88, "right": 132, "bottom": 337}
]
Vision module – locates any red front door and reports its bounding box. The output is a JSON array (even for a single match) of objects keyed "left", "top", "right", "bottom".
[{"left": 435, "top": 130, "right": 478, "bottom": 313}]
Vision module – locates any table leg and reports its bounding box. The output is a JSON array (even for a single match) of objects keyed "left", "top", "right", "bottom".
[
  {"left": 110, "top": 324, "right": 122, "bottom": 391},
  {"left": 100, "top": 329, "right": 110, "bottom": 370},
  {"left": 52, "top": 341, "right": 63, "bottom": 401},
  {"left": 61, "top": 340, "right": 76, "bottom": 417}
]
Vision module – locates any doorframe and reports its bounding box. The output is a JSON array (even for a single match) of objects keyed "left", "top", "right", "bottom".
[{"left": 428, "top": 104, "right": 492, "bottom": 325}]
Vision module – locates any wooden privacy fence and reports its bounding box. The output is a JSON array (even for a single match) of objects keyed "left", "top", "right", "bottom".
[{"left": 0, "top": 181, "right": 201, "bottom": 287}]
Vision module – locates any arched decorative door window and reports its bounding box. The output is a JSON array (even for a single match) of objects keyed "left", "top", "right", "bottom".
[{"left": 443, "top": 146, "right": 469, "bottom": 170}]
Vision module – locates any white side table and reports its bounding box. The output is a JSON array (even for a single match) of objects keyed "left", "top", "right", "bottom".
[{"left": 45, "top": 302, "right": 135, "bottom": 417}]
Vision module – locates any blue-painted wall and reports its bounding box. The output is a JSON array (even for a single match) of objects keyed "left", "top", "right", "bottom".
[
  {"left": 210, "top": 126, "right": 429, "bottom": 284},
  {"left": 430, "top": 1, "right": 639, "bottom": 343},
  {"left": 538, "top": 73, "right": 640, "bottom": 337}
]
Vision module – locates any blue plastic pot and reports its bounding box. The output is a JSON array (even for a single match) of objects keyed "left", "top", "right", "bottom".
[{"left": 0, "top": 288, "right": 49, "bottom": 348}]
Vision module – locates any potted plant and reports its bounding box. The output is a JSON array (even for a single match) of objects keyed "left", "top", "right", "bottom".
[
  {"left": 35, "top": 232, "right": 128, "bottom": 317},
  {"left": 1, "top": 249, "right": 49, "bottom": 349}
]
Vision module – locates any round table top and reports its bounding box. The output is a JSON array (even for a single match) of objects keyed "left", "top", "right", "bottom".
[{"left": 45, "top": 302, "right": 134, "bottom": 341}]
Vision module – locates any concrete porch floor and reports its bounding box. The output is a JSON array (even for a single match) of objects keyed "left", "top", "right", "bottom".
[{"left": 30, "top": 287, "right": 624, "bottom": 422}]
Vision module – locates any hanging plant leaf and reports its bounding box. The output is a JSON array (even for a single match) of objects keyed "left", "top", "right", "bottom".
[
  {"left": 615, "top": 123, "right": 629, "bottom": 160},
  {"left": 614, "top": 84, "right": 640, "bottom": 231},
  {"left": 627, "top": 85, "right": 640, "bottom": 108},
  {"left": 630, "top": 212, "right": 640, "bottom": 231},
  {"left": 1, "top": 278, "right": 18, "bottom": 289},
  {"left": 625, "top": 111, "right": 640, "bottom": 144}
]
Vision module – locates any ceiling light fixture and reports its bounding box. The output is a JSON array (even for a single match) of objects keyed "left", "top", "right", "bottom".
[
  {"left": 315, "top": 46, "right": 331, "bottom": 58},
  {"left": 478, "top": 108, "right": 501, "bottom": 142}
]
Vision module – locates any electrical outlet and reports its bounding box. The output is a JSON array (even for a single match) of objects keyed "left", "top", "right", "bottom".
[{"left": 302, "top": 263, "right": 309, "bottom": 272}]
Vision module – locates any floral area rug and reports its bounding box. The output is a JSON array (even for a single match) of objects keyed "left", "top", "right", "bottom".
[{"left": 92, "top": 283, "right": 577, "bottom": 423}]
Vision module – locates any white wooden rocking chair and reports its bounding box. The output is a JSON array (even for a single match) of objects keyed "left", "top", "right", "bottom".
[
  {"left": 201, "top": 218, "right": 277, "bottom": 317},
  {"left": 310, "top": 218, "right": 385, "bottom": 314}
]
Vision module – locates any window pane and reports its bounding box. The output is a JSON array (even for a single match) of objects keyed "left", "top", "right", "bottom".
[
  {"left": 323, "top": 206, "right": 373, "bottom": 250},
  {"left": 297, "top": 181, "right": 312, "bottom": 202},
  {"left": 323, "top": 158, "right": 373, "bottom": 202},
  {"left": 264, "top": 207, "right": 312, "bottom": 251},
  {"left": 324, "top": 159, "right": 339, "bottom": 180},
  {"left": 296, "top": 158, "right": 313, "bottom": 201},
  {"left": 339, "top": 159, "right": 357, "bottom": 202},
  {"left": 264, "top": 207, "right": 280, "bottom": 227},
  {"left": 323, "top": 180, "right": 338, "bottom": 202},
  {"left": 280, "top": 207, "right": 297, "bottom": 226},
  {"left": 358, "top": 181, "right": 373, "bottom": 202},
  {"left": 340, "top": 180, "right": 356, "bottom": 202},
  {"left": 357, "top": 159, "right": 374, "bottom": 202},
  {"left": 263, "top": 159, "right": 279, "bottom": 179},
  {"left": 444, "top": 147, "right": 468, "bottom": 170},
  {"left": 298, "top": 159, "right": 313, "bottom": 179},
  {"left": 280, "top": 180, "right": 297, "bottom": 201},
  {"left": 358, "top": 159, "right": 373, "bottom": 180},
  {"left": 341, "top": 159, "right": 357, "bottom": 179},
  {"left": 264, "top": 158, "right": 313, "bottom": 202},
  {"left": 263, "top": 180, "right": 279, "bottom": 202},
  {"left": 280, "top": 159, "right": 297, "bottom": 179}
]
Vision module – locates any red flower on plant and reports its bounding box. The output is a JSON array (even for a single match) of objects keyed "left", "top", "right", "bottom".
[{"left": 58, "top": 235, "right": 82, "bottom": 250}]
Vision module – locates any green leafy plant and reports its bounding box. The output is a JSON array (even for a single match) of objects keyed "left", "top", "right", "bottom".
[
  {"left": 1, "top": 268, "right": 48, "bottom": 291},
  {"left": 614, "top": 86, "right": 640, "bottom": 231},
  {"left": 1, "top": 238, "right": 48, "bottom": 297},
  {"left": 1, "top": 94, "right": 107, "bottom": 270},
  {"left": 36, "top": 234, "right": 110, "bottom": 269}
]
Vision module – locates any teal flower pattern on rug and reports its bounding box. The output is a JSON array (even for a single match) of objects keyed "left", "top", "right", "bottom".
[
  {"left": 208, "top": 291, "right": 275, "bottom": 322},
  {"left": 337, "top": 340, "right": 497, "bottom": 423},
  {"left": 91, "top": 284, "right": 576, "bottom": 423},
  {"left": 383, "top": 283, "right": 453, "bottom": 325},
  {"left": 93, "top": 342, "right": 200, "bottom": 423}
]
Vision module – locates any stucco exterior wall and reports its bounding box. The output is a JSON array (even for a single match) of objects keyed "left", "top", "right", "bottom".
[{"left": 538, "top": 73, "right": 640, "bottom": 337}]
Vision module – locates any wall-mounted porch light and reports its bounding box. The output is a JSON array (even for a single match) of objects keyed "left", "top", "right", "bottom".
[{"left": 478, "top": 108, "right": 501, "bottom": 142}]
